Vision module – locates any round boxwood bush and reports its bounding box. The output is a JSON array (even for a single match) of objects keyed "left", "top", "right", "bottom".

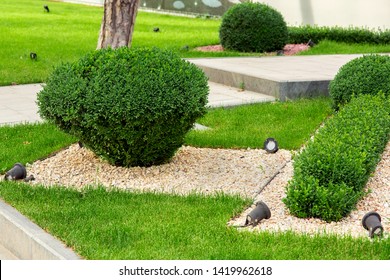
[
  {"left": 37, "top": 47, "right": 209, "bottom": 167},
  {"left": 219, "top": 2, "right": 288, "bottom": 53},
  {"left": 329, "top": 54, "right": 390, "bottom": 110}
]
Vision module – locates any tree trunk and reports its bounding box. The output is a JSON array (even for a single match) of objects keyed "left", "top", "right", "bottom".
[{"left": 97, "top": 0, "right": 140, "bottom": 49}]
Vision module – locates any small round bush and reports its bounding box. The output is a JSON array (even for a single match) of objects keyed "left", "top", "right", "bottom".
[
  {"left": 329, "top": 54, "right": 390, "bottom": 110},
  {"left": 38, "top": 47, "right": 209, "bottom": 167},
  {"left": 219, "top": 2, "right": 288, "bottom": 53}
]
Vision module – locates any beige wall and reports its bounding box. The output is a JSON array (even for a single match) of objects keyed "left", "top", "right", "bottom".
[{"left": 256, "top": 0, "right": 390, "bottom": 29}]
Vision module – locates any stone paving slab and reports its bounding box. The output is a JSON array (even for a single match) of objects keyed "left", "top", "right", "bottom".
[
  {"left": 0, "top": 243, "right": 18, "bottom": 260},
  {"left": 0, "top": 82, "right": 275, "bottom": 126},
  {"left": 207, "top": 82, "right": 275, "bottom": 107},
  {"left": 189, "top": 54, "right": 365, "bottom": 100},
  {"left": 0, "top": 199, "right": 81, "bottom": 260},
  {"left": 0, "top": 84, "right": 42, "bottom": 125}
]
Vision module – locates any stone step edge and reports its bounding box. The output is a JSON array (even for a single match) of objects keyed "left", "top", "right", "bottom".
[{"left": 0, "top": 199, "right": 81, "bottom": 260}]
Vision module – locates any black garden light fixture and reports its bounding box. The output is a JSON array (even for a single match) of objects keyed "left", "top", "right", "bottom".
[
  {"left": 362, "top": 211, "right": 384, "bottom": 238},
  {"left": 4, "top": 163, "right": 27, "bottom": 181},
  {"left": 264, "top": 138, "right": 278, "bottom": 153},
  {"left": 30, "top": 52, "right": 37, "bottom": 60},
  {"left": 245, "top": 201, "right": 271, "bottom": 226},
  {"left": 44, "top": 5, "right": 50, "bottom": 13},
  {"left": 307, "top": 39, "right": 315, "bottom": 47}
]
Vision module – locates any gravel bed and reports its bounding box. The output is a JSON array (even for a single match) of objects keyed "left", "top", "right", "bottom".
[
  {"left": 25, "top": 142, "right": 389, "bottom": 239},
  {"left": 230, "top": 142, "right": 390, "bottom": 239},
  {"left": 27, "top": 144, "right": 291, "bottom": 198},
  {"left": 195, "top": 44, "right": 310, "bottom": 55}
]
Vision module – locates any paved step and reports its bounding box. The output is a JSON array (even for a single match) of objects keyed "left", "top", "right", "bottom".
[
  {"left": 0, "top": 243, "right": 19, "bottom": 260},
  {"left": 0, "top": 82, "right": 275, "bottom": 126},
  {"left": 189, "top": 54, "right": 364, "bottom": 101},
  {"left": 207, "top": 82, "right": 275, "bottom": 107},
  {"left": 0, "top": 84, "right": 42, "bottom": 125},
  {"left": 0, "top": 199, "right": 81, "bottom": 260}
]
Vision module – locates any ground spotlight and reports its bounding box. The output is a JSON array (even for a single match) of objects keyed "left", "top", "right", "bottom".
[
  {"left": 264, "top": 138, "right": 278, "bottom": 153},
  {"left": 307, "top": 39, "right": 315, "bottom": 47},
  {"left": 30, "top": 52, "right": 37, "bottom": 60},
  {"left": 362, "top": 211, "right": 384, "bottom": 238},
  {"left": 4, "top": 163, "right": 27, "bottom": 181},
  {"left": 245, "top": 201, "right": 271, "bottom": 226}
]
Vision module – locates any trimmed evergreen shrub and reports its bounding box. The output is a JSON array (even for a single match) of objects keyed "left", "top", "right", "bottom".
[
  {"left": 38, "top": 47, "right": 209, "bottom": 167},
  {"left": 329, "top": 54, "right": 390, "bottom": 110},
  {"left": 283, "top": 94, "right": 390, "bottom": 222},
  {"left": 219, "top": 2, "right": 288, "bottom": 53},
  {"left": 288, "top": 25, "right": 390, "bottom": 45}
]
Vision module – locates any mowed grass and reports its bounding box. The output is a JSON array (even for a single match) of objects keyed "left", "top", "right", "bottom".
[
  {"left": 0, "top": 0, "right": 101, "bottom": 85},
  {"left": 3, "top": 1, "right": 390, "bottom": 86},
  {"left": 300, "top": 40, "right": 390, "bottom": 55},
  {"left": 185, "top": 98, "right": 333, "bottom": 150},
  {"left": 0, "top": 183, "right": 388, "bottom": 260},
  {"left": 0, "top": 122, "right": 76, "bottom": 173},
  {"left": 0, "top": 0, "right": 223, "bottom": 86},
  {"left": 2, "top": 1, "right": 388, "bottom": 261}
]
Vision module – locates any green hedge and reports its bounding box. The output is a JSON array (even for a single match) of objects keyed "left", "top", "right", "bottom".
[
  {"left": 219, "top": 2, "right": 288, "bottom": 52},
  {"left": 37, "top": 47, "right": 209, "bottom": 167},
  {"left": 283, "top": 94, "right": 390, "bottom": 222},
  {"left": 288, "top": 25, "right": 390, "bottom": 45},
  {"left": 329, "top": 54, "right": 390, "bottom": 110}
]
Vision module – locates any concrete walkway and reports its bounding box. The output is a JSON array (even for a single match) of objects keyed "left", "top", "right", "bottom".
[
  {"left": 0, "top": 199, "right": 81, "bottom": 260},
  {"left": 0, "top": 82, "right": 275, "bottom": 126},
  {"left": 0, "top": 84, "right": 42, "bottom": 126},
  {"left": 0, "top": 54, "right": 365, "bottom": 259},
  {"left": 0, "top": 54, "right": 368, "bottom": 126},
  {"left": 189, "top": 54, "right": 364, "bottom": 100}
]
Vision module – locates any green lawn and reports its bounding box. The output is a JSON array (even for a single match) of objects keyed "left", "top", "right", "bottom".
[
  {"left": 1, "top": 0, "right": 389, "bottom": 261},
  {"left": 186, "top": 98, "right": 332, "bottom": 150},
  {"left": 1, "top": 99, "right": 388, "bottom": 260},
  {"left": 0, "top": 183, "right": 388, "bottom": 260},
  {"left": 4, "top": 1, "right": 390, "bottom": 86},
  {"left": 0, "top": 0, "right": 224, "bottom": 86},
  {"left": 0, "top": 123, "right": 76, "bottom": 173},
  {"left": 300, "top": 40, "right": 390, "bottom": 55}
]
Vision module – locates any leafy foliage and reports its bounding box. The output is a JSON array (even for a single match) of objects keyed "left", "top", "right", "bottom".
[
  {"left": 219, "top": 2, "right": 288, "bottom": 52},
  {"left": 284, "top": 94, "right": 390, "bottom": 222},
  {"left": 37, "top": 47, "right": 209, "bottom": 167},
  {"left": 329, "top": 54, "right": 390, "bottom": 110},
  {"left": 288, "top": 25, "right": 390, "bottom": 45}
]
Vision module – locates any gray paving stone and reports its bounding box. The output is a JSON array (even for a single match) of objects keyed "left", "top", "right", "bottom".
[{"left": 189, "top": 54, "right": 366, "bottom": 100}]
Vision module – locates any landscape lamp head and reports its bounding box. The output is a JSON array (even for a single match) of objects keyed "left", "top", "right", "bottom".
[
  {"left": 362, "top": 211, "right": 384, "bottom": 238},
  {"left": 4, "top": 163, "right": 27, "bottom": 181},
  {"left": 264, "top": 138, "right": 278, "bottom": 153},
  {"left": 30, "top": 52, "right": 37, "bottom": 60},
  {"left": 245, "top": 201, "right": 271, "bottom": 226}
]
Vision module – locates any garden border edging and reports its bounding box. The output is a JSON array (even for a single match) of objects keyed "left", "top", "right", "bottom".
[{"left": 0, "top": 199, "right": 81, "bottom": 260}]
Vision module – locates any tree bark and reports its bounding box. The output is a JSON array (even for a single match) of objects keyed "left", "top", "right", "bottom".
[{"left": 97, "top": 0, "right": 140, "bottom": 49}]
